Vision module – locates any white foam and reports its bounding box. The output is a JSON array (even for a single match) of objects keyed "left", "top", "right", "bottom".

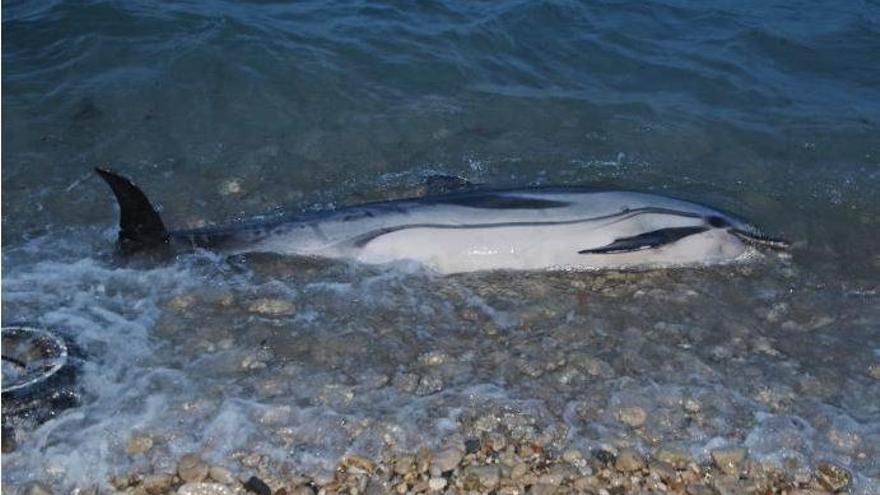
[{"left": 2, "top": 234, "right": 878, "bottom": 493}]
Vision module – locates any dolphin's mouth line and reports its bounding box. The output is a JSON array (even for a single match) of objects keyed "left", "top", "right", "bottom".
[{"left": 730, "top": 229, "right": 790, "bottom": 250}]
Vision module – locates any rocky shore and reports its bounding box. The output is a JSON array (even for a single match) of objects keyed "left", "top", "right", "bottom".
[{"left": 13, "top": 436, "right": 854, "bottom": 495}]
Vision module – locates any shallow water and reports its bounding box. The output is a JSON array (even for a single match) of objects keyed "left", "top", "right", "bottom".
[{"left": 2, "top": 0, "right": 879, "bottom": 491}]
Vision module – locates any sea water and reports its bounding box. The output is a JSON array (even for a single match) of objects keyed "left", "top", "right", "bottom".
[{"left": 2, "top": 0, "right": 879, "bottom": 491}]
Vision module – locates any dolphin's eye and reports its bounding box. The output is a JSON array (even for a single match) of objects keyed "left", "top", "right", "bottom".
[{"left": 707, "top": 216, "right": 729, "bottom": 228}]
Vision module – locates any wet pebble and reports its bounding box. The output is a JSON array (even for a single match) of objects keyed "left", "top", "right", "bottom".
[
  {"left": 710, "top": 447, "right": 746, "bottom": 475},
  {"left": 177, "top": 483, "right": 235, "bottom": 495},
  {"left": 1, "top": 427, "right": 16, "bottom": 454},
  {"left": 393, "top": 455, "right": 414, "bottom": 476},
  {"left": 517, "top": 359, "right": 544, "bottom": 378},
  {"left": 655, "top": 448, "right": 689, "bottom": 469},
  {"left": 394, "top": 372, "right": 420, "bottom": 394},
  {"left": 827, "top": 428, "right": 862, "bottom": 452},
  {"left": 815, "top": 462, "right": 851, "bottom": 492},
  {"left": 754, "top": 384, "right": 796, "bottom": 410},
  {"left": 464, "top": 438, "right": 481, "bottom": 454},
  {"left": 765, "top": 302, "right": 789, "bottom": 322},
  {"left": 427, "top": 477, "right": 446, "bottom": 491},
  {"left": 208, "top": 466, "right": 236, "bottom": 485},
  {"left": 510, "top": 462, "right": 529, "bottom": 480},
  {"left": 430, "top": 447, "right": 463, "bottom": 475},
  {"left": 459, "top": 308, "right": 482, "bottom": 321},
  {"left": 868, "top": 363, "right": 880, "bottom": 380},
  {"left": 24, "top": 482, "right": 52, "bottom": 495},
  {"left": 240, "top": 354, "right": 268, "bottom": 371},
  {"left": 528, "top": 483, "right": 558, "bottom": 495},
  {"left": 142, "top": 474, "right": 173, "bottom": 495},
  {"left": 561, "top": 448, "right": 586, "bottom": 470},
  {"left": 259, "top": 405, "right": 291, "bottom": 425},
  {"left": 411, "top": 479, "right": 430, "bottom": 493},
  {"left": 555, "top": 366, "right": 581, "bottom": 385},
  {"left": 572, "top": 477, "right": 597, "bottom": 492},
  {"left": 415, "top": 374, "right": 444, "bottom": 395},
  {"left": 685, "top": 482, "right": 715, "bottom": 495},
  {"left": 709, "top": 345, "right": 734, "bottom": 361},
  {"left": 538, "top": 465, "right": 576, "bottom": 486},
  {"left": 649, "top": 460, "right": 677, "bottom": 483},
  {"left": 289, "top": 486, "right": 315, "bottom": 495},
  {"left": 712, "top": 475, "right": 749, "bottom": 495},
  {"left": 126, "top": 435, "right": 154, "bottom": 455},
  {"left": 752, "top": 337, "right": 782, "bottom": 357},
  {"left": 341, "top": 454, "right": 376, "bottom": 474},
  {"left": 614, "top": 449, "right": 646, "bottom": 472},
  {"left": 578, "top": 357, "right": 612, "bottom": 378},
  {"left": 682, "top": 398, "right": 702, "bottom": 413},
  {"left": 178, "top": 453, "right": 210, "bottom": 483},
  {"left": 219, "top": 179, "right": 243, "bottom": 196},
  {"left": 243, "top": 476, "right": 272, "bottom": 495},
  {"left": 109, "top": 475, "right": 135, "bottom": 491},
  {"left": 617, "top": 406, "right": 647, "bottom": 427},
  {"left": 238, "top": 452, "right": 263, "bottom": 468},
  {"left": 419, "top": 350, "right": 449, "bottom": 366},
  {"left": 592, "top": 449, "right": 616, "bottom": 465},
  {"left": 464, "top": 465, "right": 501, "bottom": 490},
  {"left": 167, "top": 295, "right": 197, "bottom": 311},
  {"left": 247, "top": 298, "right": 296, "bottom": 316}
]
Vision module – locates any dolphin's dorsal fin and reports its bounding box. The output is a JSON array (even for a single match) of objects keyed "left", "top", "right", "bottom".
[
  {"left": 95, "top": 168, "right": 169, "bottom": 253},
  {"left": 424, "top": 174, "right": 475, "bottom": 195}
]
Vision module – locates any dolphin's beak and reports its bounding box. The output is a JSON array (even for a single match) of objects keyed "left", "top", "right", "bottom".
[{"left": 730, "top": 228, "right": 790, "bottom": 250}]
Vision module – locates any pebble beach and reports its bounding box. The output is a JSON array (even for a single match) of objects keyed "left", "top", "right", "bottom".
[{"left": 3, "top": 0, "right": 879, "bottom": 493}]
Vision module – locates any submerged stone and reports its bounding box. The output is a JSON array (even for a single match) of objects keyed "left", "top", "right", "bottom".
[
  {"left": 710, "top": 447, "right": 746, "bottom": 475},
  {"left": 617, "top": 406, "right": 647, "bottom": 427},
  {"left": 430, "top": 447, "right": 463, "bottom": 475},
  {"left": 464, "top": 465, "right": 501, "bottom": 490},
  {"left": 178, "top": 453, "right": 209, "bottom": 483},
  {"left": 177, "top": 483, "right": 235, "bottom": 495},
  {"left": 614, "top": 449, "right": 646, "bottom": 472},
  {"left": 816, "top": 462, "right": 851, "bottom": 492},
  {"left": 208, "top": 466, "right": 236, "bottom": 485},
  {"left": 142, "top": 474, "right": 173, "bottom": 495},
  {"left": 243, "top": 476, "right": 272, "bottom": 495},
  {"left": 126, "top": 435, "right": 154, "bottom": 455}
]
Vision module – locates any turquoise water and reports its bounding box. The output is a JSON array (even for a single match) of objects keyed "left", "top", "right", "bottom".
[{"left": 3, "top": 0, "right": 879, "bottom": 491}]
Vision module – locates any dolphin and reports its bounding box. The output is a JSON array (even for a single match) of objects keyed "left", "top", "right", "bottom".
[{"left": 95, "top": 168, "right": 787, "bottom": 274}]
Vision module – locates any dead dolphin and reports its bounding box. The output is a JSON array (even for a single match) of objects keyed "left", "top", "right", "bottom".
[{"left": 96, "top": 168, "right": 787, "bottom": 274}]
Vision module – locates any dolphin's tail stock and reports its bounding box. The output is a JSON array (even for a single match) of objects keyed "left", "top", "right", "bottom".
[{"left": 95, "top": 168, "right": 169, "bottom": 254}]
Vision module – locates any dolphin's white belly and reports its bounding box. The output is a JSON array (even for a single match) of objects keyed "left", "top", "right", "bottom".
[{"left": 351, "top": 213, "right": 750, "bottom": 273}]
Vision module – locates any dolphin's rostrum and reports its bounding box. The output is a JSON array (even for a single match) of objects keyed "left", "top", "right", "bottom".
[{"left": 96, "top": 168, "right": 788, "bottom": 273}]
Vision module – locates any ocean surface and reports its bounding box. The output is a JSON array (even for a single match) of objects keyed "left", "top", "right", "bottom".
[{"left": 2, "top": 0, "right": 879, "bottom": 491}]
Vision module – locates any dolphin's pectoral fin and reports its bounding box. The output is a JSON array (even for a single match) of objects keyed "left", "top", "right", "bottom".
[
  {"left": 579, "top": 226, "right": 709, "bottom": 254},
  {"left": 424, "top": 175, "right": 476, "bottom": 195}
]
